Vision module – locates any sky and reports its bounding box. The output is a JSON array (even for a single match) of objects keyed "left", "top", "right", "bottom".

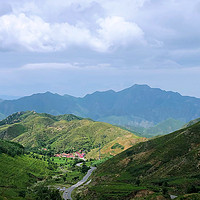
[{"left": 0, "top": 0, "right": 200, "bottom": 98}]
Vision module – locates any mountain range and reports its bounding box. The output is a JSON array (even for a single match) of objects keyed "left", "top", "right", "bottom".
[{"left": 1, "top": 84, "right": 200, "bottom": 137}]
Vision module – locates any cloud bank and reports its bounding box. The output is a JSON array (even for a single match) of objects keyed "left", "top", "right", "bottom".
[
  {"left": 0, "top": 0, "right": 200, "bottom": 98},
  {"left": 0, "top": 0, "right": 199, "bottom": 53},
  {"left": 0, "top": 0, "right": 146, "bottom": 52}
]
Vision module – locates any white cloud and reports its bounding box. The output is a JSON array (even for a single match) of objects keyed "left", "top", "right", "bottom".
[
  {"left": 96, "top": 0, "right": 148, "bottom": 20},
  {"left": 0, "top": 13, "right": 101, "bottom": 52},
  {"left": 0, "top": 0, "right": 199, "bottom": 70},
  {"left": 0, "top": 11, "right": 144, "bottom": 52},
  {"left": 2, "top": 0, "right": 197, "bottom": 54},
  {"left": 0, "top": 13, "right": 52, "bottom": 51},
  {"left": 19, "top": 63, "right": 76, "bottom": 70},
  {"left": 19, "top": 62, "right": 112, "bottom": 71},
  {"left": 97, "top": 16, "right": 144, "bottom": 49}
]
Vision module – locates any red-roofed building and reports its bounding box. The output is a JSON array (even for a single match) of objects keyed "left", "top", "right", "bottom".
[{"left": 54, "top": 152, "right": 85, "bottom": 159}]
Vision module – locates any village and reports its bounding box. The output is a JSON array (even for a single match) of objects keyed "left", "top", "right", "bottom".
[
  {"left": 41, "top": 147, "right": 86, "bottom": 160},
  {"left": 54, "top": 151, "right": 85, "bottom": 160}
]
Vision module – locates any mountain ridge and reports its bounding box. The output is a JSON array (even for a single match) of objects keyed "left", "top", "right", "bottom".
[
  {"left": 0, "top": 84, "right": 200, "bottom": 137},
  {"left": 0, "top": 111, "right": 144, "bottom": 158}
]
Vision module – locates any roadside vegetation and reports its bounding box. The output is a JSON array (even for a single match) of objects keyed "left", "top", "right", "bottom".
[{"left": 0, "top": 139, "right": 93, "bottom": 200}]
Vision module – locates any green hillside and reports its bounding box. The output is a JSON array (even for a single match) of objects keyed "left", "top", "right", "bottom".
[
  {"left": 0, "top": 111, "right": 83, "bottom": 127},
  {"left": 104, "top": 116, "right": 184, "bottom": 138},
  {"left": 142, "top": 118, "right": 185, "bottom": 137},
  {"left": 75, "top": 121, "right": 200, "bottom": 199},
  {"left": 0, "top": 139, "right": 24, "bottom": 156},
  {"left": 87, "top": 134, "right": 146, "bottom": 159},
  {"left": 0, "top": 111, "right": 143, "bottom": 158},
  {"left": 0, "top": 140, "right": 51, "bottom": 200},
  {"left": 183, "top": 117, "right": 200, "bottom": 128}
]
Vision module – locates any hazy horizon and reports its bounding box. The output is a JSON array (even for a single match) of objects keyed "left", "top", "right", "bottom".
[{"left": 0, "top": 84, "right": 200, "bottom": 100}]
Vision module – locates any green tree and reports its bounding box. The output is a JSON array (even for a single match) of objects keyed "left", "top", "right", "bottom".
[
  {"left": 187, "top": 185, "right": 198, "bottom": 194},
  {"left": 34, "top": 185, "right": 62, "bottom": 200},
  {"left": 81, "top": 164, "right": 90, "bottom": 173}
]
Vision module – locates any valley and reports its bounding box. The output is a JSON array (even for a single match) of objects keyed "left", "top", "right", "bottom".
[
  {"left": 0, "top": 111, "right": 145, "bottom": 199},
  {"left": 0, "top": 138, "right": 109, "bottom": 200},
  {"left": 1, "top": 86, "right": 200, "bottom": 200}
]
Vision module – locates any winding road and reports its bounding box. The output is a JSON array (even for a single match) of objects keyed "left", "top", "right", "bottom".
[
  {"left": 63, "top": 165, "right": 96, "bottom": 200},
  {"left": 62, "top": 164, "right": 178, "bottom": 200}
]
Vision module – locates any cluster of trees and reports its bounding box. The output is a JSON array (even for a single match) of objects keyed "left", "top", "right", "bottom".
[
  {"left": 28, "top": 153, "right": 58, "bottom": 170},
  {"left": 0, "top": 139, "right": 24, "bottom": 157},
  {"left": 26, "top": 146, "right": 56, "bottom": 156},
  {"left": 34, "top": 185, "right": 62, "bottom": 200},
  {"left": 111, "top": 143, "right": 124, "bottom": 150},
  {"left": 81, "top": 163, "right": 90, "bottom": 173},
  {"left": 149, "top": 180, "right": 200, "bottom": 198},
  {"left": 21, "top": 185, "right": 62, "bottom": 200}
]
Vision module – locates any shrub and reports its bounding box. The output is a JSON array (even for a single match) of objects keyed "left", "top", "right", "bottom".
[{"left": 111, "top": 143, "right": 124, "bottom": 150}]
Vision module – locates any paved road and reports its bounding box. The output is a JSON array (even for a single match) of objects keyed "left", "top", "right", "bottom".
[{"left": 63, "top": 166, "right": 96, "bottom": 200}]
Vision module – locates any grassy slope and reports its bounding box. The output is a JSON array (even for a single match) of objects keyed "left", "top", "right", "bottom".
[
  {"left": 109, "top": 118, "right": 184, "bottom": 138},
  {"left": 119, "top": 118, "right": 185, "bottom": 138},
  {"left": 0, "top": 139, "right": 24, "bottom": 156},
  {"left": 77, "top": 121, "right": 200, "bottom": 199},
  {"left": 143, "top": 118, "right": 185, "bottom": 137},
  {"left": 87, "top": 134, "right": 146, "bottom": 159},
  {"left": 0, "top": 154, "right": 49, "bottom": 199},
  {"left": 0, "top": 111, "right": 144, "bottom": 158},
  {"left": 0, "top": 140, "right": 49, "bottom": 200},
  {"left": 183, "top": 117, "right": 200, "bottom": 128},
  {"left": 13, "top": 119, "right": 143, "bottom": 155}
]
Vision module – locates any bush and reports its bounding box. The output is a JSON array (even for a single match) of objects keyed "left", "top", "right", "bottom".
[
  {"left": 19, "top": 190, "right": 26, "bottom": 198},
  {"left": 34, "top": 185, "right": 62, "bottom": 200},
  {"left": 81, "top": 164, "right": 90, "bottom": 173},
  {"left": 187, "top": 185, "right": 198, "bottom": 194},
  {"left": 111, "top": 143, "right": 124, "bottom": 150},
  {"left": 0, "top": 139, "right": 24, "bottom": 157}
]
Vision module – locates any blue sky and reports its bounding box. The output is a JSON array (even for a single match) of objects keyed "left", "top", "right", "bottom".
[{"left": 0, "top": 0, "right": 200, "bottom": 98}]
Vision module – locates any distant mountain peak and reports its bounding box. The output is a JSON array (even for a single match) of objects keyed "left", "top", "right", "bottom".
[
  {"left": 118, "top": 84, "right": 152, "bottom": 94},
  {"left": 40, "top": 91, "right": 57, "bottom": 96},
  {"left": 44, "top": 91, "right": 53, "bottom": 94},
  {"left": 93, "top": 89, "right": 115, "bottom": 94},
  {"left": 84, "top": 89, "right": 115, "bottom": 98},
  {"left": 132, "top": 84, "right": 150, "bottom": 88},
  {"left": 27, "top": 91, "right": 62, "bottom": 99}
]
